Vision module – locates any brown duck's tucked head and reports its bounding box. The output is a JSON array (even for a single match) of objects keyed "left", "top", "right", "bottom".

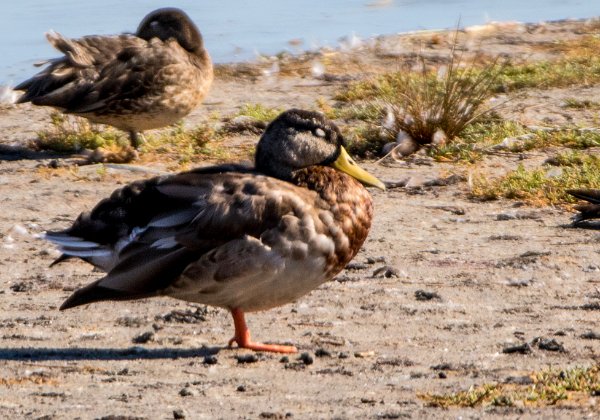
[
  {"left": 256, "top": 109, "right": 385, "bottom": 190},
  {"left": 137, "top": 8, "right": 204, "bottom": 53}
]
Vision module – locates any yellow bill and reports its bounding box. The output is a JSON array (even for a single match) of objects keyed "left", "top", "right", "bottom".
[{"left": 331, "top": 147, "right": 386, "bottom": 191}]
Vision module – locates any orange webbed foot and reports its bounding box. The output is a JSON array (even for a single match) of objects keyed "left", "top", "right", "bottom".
[{"left": 227, "top": 308, "right": 297, "bottom": 354}]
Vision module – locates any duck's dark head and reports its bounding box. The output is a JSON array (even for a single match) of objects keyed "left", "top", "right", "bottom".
[
  {"left": 255, "top": 109, "right": 385, "bottom": 190},
  {"left": 137, "top": 8, "right": 204, "bottom": 53}
]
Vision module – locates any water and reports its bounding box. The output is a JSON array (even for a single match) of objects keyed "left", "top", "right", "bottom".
[{"left": 1, "top": 0, "right": 598, "bottom": 85}]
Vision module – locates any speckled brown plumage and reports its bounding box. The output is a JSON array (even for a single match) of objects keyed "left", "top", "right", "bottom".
[
  {"left": 15, "top": 8, "right": 213, "bottom": 148},
  {"left": 44, "top": 109, "right": 384, "bottom": 352}
]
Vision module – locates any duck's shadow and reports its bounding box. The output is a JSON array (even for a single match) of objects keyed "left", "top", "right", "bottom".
[{"left": 0, "top": 346, "right": 221, "bottom": 361}]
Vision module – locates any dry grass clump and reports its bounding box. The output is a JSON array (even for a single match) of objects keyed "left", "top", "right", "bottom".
[
  {"left": 333, "top": 36, "right": 507, "bottom": 157},
  {"left": 382, "top": 54, "right": 505, "bottom": 148},
  {"left": 421, "top": 365, "right": 600, "bottom": 408}
]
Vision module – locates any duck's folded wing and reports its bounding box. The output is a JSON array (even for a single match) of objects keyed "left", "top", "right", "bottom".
[
  {"left": 58, "top": 171, "right": 307, "bottom": 309},
  {"left": 58, "top": 39, "right": 192, "bottom": 114},
  {"left": 15, "top": 33, "right": 143, "bottom": 106}
]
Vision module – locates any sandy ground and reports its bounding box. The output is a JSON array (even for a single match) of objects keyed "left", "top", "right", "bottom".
[{"left": 0, "top": 19, "right": 599, "bottom": 419}]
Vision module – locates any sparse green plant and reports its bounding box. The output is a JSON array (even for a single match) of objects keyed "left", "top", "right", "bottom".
[
  {"left": 471, "top": 153, "right": 600, "bottom": 205},
  {"left": 142, "top": 121, "right": 229, "bottom": 168},
  {"left": 563, "top": 98, "right": 600, "bottom": 110},
  {"left": 236, "top": 103, "right": 282, "bottom": 123},
  {"left": 422, "top": 365, "right": 599, "bottom": 408},
  {"left": 495, "top": 56, "right": 600, "bottom": 92},
  {"left": 34, "top": 112, "right": 127, "bottom": 153}
]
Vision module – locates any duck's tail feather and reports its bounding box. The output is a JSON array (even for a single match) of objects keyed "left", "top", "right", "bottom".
[
  {"left": 43, "top": 231, "right": 114, "bottom": 271},
  {"left": 59, "top": 279, "right": 156, "bottom": 310}
]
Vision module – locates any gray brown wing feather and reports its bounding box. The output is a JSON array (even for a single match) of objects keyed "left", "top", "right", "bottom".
[
  {"left": 15, "top": 32, "right": 182, "bottom": 114},
  {"left": 56, "top": 171, "right": 318, "bottom": 308}
]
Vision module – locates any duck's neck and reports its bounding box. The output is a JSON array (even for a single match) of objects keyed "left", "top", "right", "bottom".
[{"left": 292, "top": 166, "right": 374, "bottom": 275}]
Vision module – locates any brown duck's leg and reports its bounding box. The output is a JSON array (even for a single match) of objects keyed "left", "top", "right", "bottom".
[
  {"left": 129, "top": 131, "right": 146, "bottom": 149},
  {"left": 227, "top": 308, "right": 297, "bottom": 353}
]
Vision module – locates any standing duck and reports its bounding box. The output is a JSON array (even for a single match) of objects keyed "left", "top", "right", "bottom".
[
  {"left": 44, "top": 109, "right": 385, "bottom": 353},
  {"left": 15, "top": 8, "right": 213, "bottom": 149}
]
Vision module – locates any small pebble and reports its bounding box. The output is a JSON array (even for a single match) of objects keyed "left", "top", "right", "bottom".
[
  {"left": 237, "top": 385, "right": 246, "bottom": 392},
  {"left": 502, "top": 343, "right": 532, "bottom": 354},
  {"left": 372, "top": 266, "right": 399, "bottom": 278},
  {"left": 354, "top": 351, "right": 375, "bottom": 358},
  {"left": 581, "top": 331, "right": 600, "bottom": 340},
  {"left": 236, "top": 354, "right": 259, "bottom": 364},
  {"left": 366, "top": 256, "right": 386, "bottom": 264},
  {"left": 345, "top": 262, "right": 368, "bottom": 270},
  {"left": 535, "top": 337, "right": 565, "bottom": 352},
  {"left": 173, "top": 409, "right": 186, "bottom": 419},
  {"left": 338, "top": 352, "right": 349, "bottom": 359},
  {"left": 504, "top": 375, "right": 534, "bottom": 385},
  {"left": 438, "top": 372, "right": 447, "bottom": 379},
  {"left": 179, "top": 387, "right": 195, "bottom": 397},
  {"left": 298, "top": 352, "right": 314, "bottom": 365},
  {"left": 132, "top": 331, "right": 155, "bottom": 344},
  {"left": 415, "top": 290, "right": 441, "bottom": 301},
  {"left": 203, "top": 355, "right": 218, "bottom": 365},
  {"left": 315, "top": 348, "right": 331, "bottom": 358},
  {"left": 279, "top": 356, "right": 289, "bottom": 363}
]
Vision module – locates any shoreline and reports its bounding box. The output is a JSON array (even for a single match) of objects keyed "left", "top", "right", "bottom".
[{"left": 2, "top": 15, "right": 599, "bottom": 91}]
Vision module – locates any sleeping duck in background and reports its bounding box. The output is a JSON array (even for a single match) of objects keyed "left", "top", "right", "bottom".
[
  {"left": 15, "top": 8, "right": 213, "bottom": 149},
  {"left": 44, "top": 109, "right": 385, "bottom": 353},
  {"left": 568, "top": 189, "right": 600, "bottom": 228}
]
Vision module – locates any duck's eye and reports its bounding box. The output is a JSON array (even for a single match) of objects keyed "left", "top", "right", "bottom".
[{"left": 314, "top": 128, "right": 326, "bottom": 138}]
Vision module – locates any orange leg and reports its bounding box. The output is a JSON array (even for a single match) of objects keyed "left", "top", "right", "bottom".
[{"left": 227, "top": 308, "right": 297, "bottom": 353}]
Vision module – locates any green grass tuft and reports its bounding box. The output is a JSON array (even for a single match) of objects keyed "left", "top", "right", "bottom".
[
  {"left": 422, "top": 365, "right": 600, "bottom": 408},
  {"left": 471, "top": 153, "right": 600, "bottom": 205},
  {"left": 236, "top": 103, "right": 282, "bottom": 123},
  {"left": 34, "top": 112, "right": 127, "bottom": 153}
]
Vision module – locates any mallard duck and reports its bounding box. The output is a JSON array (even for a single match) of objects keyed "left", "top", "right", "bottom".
[
  {"left": 567, "top": 189, "right": 600, "bottom": 227},
  {"left": 44, "top": 109, "right": 385, "bottom": 353},
  {"left": 15, "top": 8, "right": 213, "bottom": 149}
]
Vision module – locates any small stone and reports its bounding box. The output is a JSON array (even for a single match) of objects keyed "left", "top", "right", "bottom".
[
  {"left": 372, "top": 266, "right": 399, "bottom": 278},
  {"left": 354, "top": 351, "right": 375, "bottom": 358},
  {"left": 179, "top": 387, "right": 195, "bottom": 397},
  {"left": 315, "top": 348, "right": 331, "bottom": 358},
  {"left": 173, "top": 409, "right": 186, "bottom": 419},
  {"left": 502, "top": 343, "right": 532, "bottom": 354},
  {"left": 438, "top": 372, "right": 447, "bottom": 379},
  {"left": 236, "top": 354, "right": 259, "bottom": 364},
  {"left": 430, "top": 363, "right": 452, "bottom": 371},
  {"left": 366, "top": 256, "right": 386, "bottom": 264},
  {"left": 581, "top": 331, "right": 600, "bottom": 340},
  {"left": 279, "top": 356, "right": 289, "bottom": 363},
  {"left": 535, "top": 338, "right": 566, "bottom": 352},
  {"left": 504, "top": 375, "right": 534, "bottom": 385},
  {"left": 338, "top": 352, "right": 349, "bottom": 359},
  {"left": 415, "top": 290, "right": 441, "bottom": 301},
  {"left": 237, "top": 385, "right": 246, "bottom": 392},
  {"left": 298, "top": 352, "right": 313, "bottom": 365},
  {"left": 132, "top": 331, "right": 154, "bottom": 344},
  {"left": 345, "top": 262, "right": 368, "bottom": 270},
  {"left": 203, "top": 355, "right": 218, "bottom": 365}
]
